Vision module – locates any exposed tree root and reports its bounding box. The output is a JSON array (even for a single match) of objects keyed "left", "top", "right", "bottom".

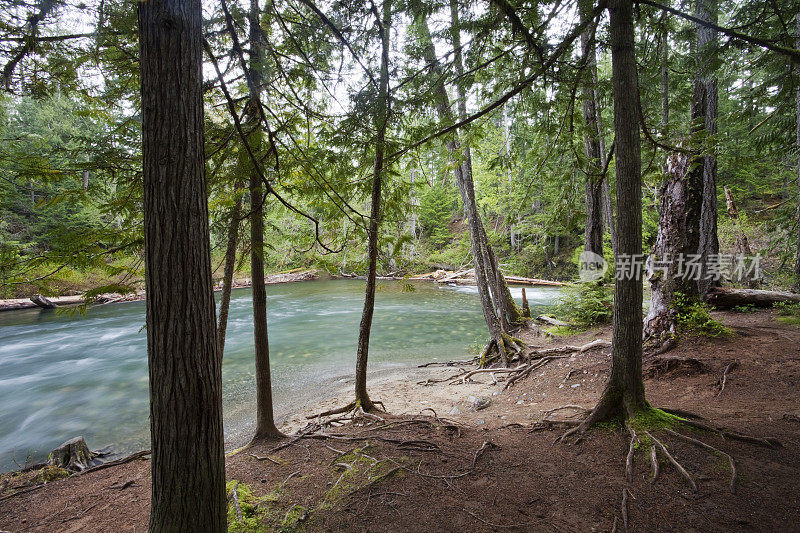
[
  {"left": 541, "top": 405, "right": 588, "bottom": 422},
  {"left": 471, "top": 440, "right": 498, "bottom": 468},
  {"left": 645, "top": 356, "right": 707, "bottom": 379},
  {"left": 715, "top": 361, "right": 738, "bottom": 397},
  {"left": 664, "top": 428, "right": 736, "bottom": 493},
  {"left": 645, "top": 431, "right": 697, "bottom": 492},
  {"left": 676, "top": 418, "right": 781, "bottom": 448},
  {"left": 625, "top": 428, "right": 638, "bottom": 482},
  {"left": 621, "top": 487, "right": 631, "bottom": 532},
  {"left": 649, "top": 445, "right": 659, "bottom": 483}
]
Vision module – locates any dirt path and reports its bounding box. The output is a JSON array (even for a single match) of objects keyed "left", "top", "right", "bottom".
[{"left": 2, "top": 309, "right": 799, "bottom": 531}]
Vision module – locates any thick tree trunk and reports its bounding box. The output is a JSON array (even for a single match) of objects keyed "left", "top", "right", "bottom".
[
  {"left": 661, "top": 17, "right": 669, "bottom": 135},
  {"left": 644, "top": 150, "right": 702, "bottom": 340},
  {"left": 693, "top": 0, "right": 720, "bottom": 298},
  {"left": 579, "top": 0, "right": 647, "bottom": 429},
  {"left": 217, "top": 184, "right": 243, "bottom": 357},
  {"left": 248, "top": 0, "right": 282, "bottom": 440},
  {"left": 795, "top": 13, "right": 800, "bottom": 292},
  {"left": 580, "top": 0, "right": 604, "bottom": 257},
  {"left": 354, "top": 0, "right": 391, "bottom": 410},
  {"left": 138, "top": 0, "right": 226, "bottom": 529}
]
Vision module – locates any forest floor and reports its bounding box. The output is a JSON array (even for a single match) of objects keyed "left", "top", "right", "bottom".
[{"left": 1, "top": 309, "right": 799, "bottom": 532}]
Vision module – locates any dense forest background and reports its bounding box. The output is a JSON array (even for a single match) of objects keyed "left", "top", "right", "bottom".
[{"left": 0, "top": 0, "right": 798, "bottom": 298}]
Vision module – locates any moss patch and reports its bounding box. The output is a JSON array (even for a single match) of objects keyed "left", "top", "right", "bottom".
[
  {"left": 629, "top": 406, "right": 684, "bottom": 433},
  {"left": 31, "top": 465, "right": 71, "bottom": 484}
]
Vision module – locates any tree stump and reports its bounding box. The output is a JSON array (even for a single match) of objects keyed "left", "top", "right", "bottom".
[{"left": 48, "top": 436, "right": 96, "bottom": 471}]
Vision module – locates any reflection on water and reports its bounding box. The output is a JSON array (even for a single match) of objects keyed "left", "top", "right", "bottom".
[{"left": 0, "top": 279, "right": 560, "bottom": 470}]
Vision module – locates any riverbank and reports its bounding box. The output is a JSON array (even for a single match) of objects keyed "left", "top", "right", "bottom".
[
  {"left": 2, "top": 309, "right": 798, "bottom": 531},
  {"left": 0, "top": 269, "right": 320, "bottom": 312}
]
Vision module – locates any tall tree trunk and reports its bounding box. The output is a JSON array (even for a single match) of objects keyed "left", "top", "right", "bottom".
[
  {"left": 693, "top": 0, "right": 720, "bottom": 298},
  {"left": 248, "top": 0, "right": 282, "bottom": 440},
  {"left": 580, "top": 0, "right": 604, "bottom": 257},
  {"left": 449, "top": 0, "right": 522, "bottom": 337},
  {"left": 795, "top": 12, "right": 800, "bottom": 292},
  {"left": 354, "top": 0, "right": 391, "bottom": 411},
  {"left": 575, "top": 0, "right": 647, "bottom": 431},
  {"left": 661, "top": 16, "right": 669, "bottom": 135},
  {"left": 138, "top": 0, "right": 226, "bottom": 529},
  {"left": 414, "top": 11, "right": 509, "bottom": 366},
  {"left": 217, "top": 183, "right": 243, "bottom": 357}
]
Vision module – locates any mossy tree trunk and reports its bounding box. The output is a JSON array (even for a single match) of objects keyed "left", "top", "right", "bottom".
[
  {"left": 138, "top": 0, "right": 227, "bottom": 529},
  {"left": 644, "top": 149, "right": 703, "bottom": 341}
]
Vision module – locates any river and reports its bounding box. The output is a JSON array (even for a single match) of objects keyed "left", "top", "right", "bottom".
[{"left": 0, "top": 279, "right": 561, "bottom": 471}]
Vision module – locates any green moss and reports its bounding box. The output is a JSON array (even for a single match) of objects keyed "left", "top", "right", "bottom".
[
  {"left": 279, "top": 505, "right": 309, "bottom": 530},
  {"left": 628, "top": 406, "right": 684, "bottom": 433},
  {"left": 673, "top": 294, "right": 732, "bottom": 338},
  {"left": 31, "top": 465, "right": 70, "bottom": 484},
  {"left": 775, "top": 302, "right": 800, "bottom": 326},
  {"left": 226, "top": 480, "right": 272, "bottom": 533},
  {"left": 321, "top": 445, "right": 400, "bottom": 510},
  {"left": 544, "top": 325, "right": 583, "bottom": 336}
]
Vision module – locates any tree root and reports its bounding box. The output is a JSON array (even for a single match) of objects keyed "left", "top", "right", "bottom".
[
  {"left": 541, "top": 405, "right": 588, "bottom": 422},
  {"left": 645, "top": 431, "right": 697, "bottom": 492},
  {"left": 625, "top": 428, "right": 638, "bottom": 482},
  {"left": 677, "top": 418, "right": 781, "bottom": 448},
  {"left": 715, "top": 361, "right": 738, "bottom": 397},
  {"left": 621, "top": 487, "right": 631, "bottom": 532},
  {"left": 664, "top": 428, "right": 736, "bottom": 493},
  {"left": 471, "top": 440, "right": 498, "bottom": 468},
  {"left": 649, "top": 444, "right": 659, "bottom": 483}
]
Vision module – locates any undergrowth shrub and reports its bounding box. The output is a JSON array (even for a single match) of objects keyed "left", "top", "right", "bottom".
[
  {"left": 673, "top": 293, "right": 731, "bottom": 337},
  {"left": 554, "top": 280, "right": 613, "bottom": 327}
]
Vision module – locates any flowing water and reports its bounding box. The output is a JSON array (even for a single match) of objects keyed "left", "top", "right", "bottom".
[{"left": 0, "top": 279, "right": 561, "bottom": 471}]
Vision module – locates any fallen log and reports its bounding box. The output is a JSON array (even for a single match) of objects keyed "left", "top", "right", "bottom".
[
  {"left": 536, "top": 315, "right": 569, "bottom": 327},
  {"left": 30, "top": 294, "right": 57, "bottom": 309},
  {"left": 705, "top": 287, "right": 800, "bottom": 309}
]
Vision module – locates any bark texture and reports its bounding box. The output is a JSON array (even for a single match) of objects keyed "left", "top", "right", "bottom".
[
  {"left": 138, "top": 0, "right": 226, "bottom": 529},
  {"left": 248, "top": 0, "right": 282, "bottom": 440},
  {"left": 692, "top": 0, "right": 720, "bottom": 298},
  {"left": 580, "top": 0, "right": 605, "bottom": 257},
  {"left": 354, "top": 0, "right": 391, "bottom": 410},
  {"left": 579, "top": 0, "right": 647, "bottom": 429},
  {"left": 643, "top": 149, "right": 702, "bottom": 340},
  {"left": 795, "top": 12, "right": 800, "bottom": 292}
]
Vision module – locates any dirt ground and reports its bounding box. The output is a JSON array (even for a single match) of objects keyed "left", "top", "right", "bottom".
[{"left": 1, "top": 309, "right": 799, "bottom": 532}]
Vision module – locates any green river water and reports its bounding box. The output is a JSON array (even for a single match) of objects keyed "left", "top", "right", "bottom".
[{"left": 0, "top": 279, "right": 561, "bottom": 471}]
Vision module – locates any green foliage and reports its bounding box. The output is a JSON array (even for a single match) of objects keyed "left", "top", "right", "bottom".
[
  {"left": 673, "top": 294, "right": 732, "bottom": 338},
  {"left": 418, "top": 182, "right": 456, "bottom": 248},
  {"left": 774, "top": 302, "right": 800, "bottom": 326},
  {"left": 554, "top": 280, "right": 614, "bottom": 327}
]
